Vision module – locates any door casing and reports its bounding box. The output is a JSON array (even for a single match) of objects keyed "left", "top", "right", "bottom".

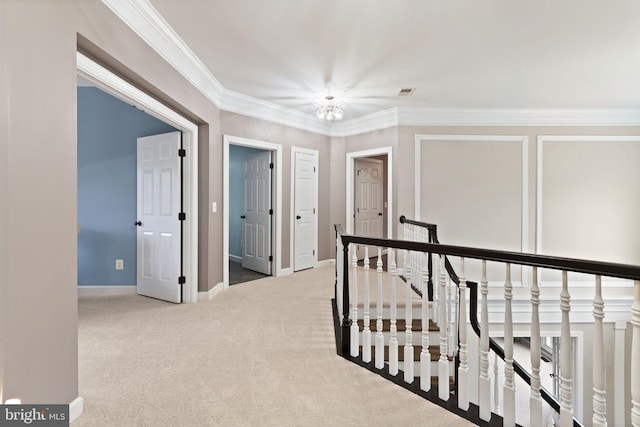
[
  {"left": 346, "top": 147, "right": 393, "bottom": 240},
  {"left": 77, "top": 53, "right": 199, "bottom": 303}
]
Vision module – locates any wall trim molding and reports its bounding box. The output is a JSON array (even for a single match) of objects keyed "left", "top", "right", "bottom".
[
  {"left": 77, "top": 285, "right": 137, "bottom": 296},
  {"left": 103, "top": 0, "right": 640, "bottom": 138},
  {"left": 69, "top": 396, "right": 84, "bottom": 423},
  {"left": 536, "top": 135, "right": 640, "bottom": 256},
  {"left": 198, "top": 282, "right": 223, "bottom": 301},
  {"left": 414, "top": 134, "right": 529, "bottom": 256}
]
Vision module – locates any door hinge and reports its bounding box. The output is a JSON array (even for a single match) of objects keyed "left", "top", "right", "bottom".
[
  {"left": 178, "top": 276, "right": 186, "bottom": 284},
  {"left": 178, "top": 212, "right": 186, "bottom": 221},
  {"left": 269, "top": 255, "right": 273, "bottom": 262},
  {"left": 269, "top": 163, "right": 274, "bottom": 169},
  {"left": 313, "top": 250, "right": 315, "bottom": 256},
  {"left": 314, "top": 166, "right": 316, "bottom": 172},
  {"left": 178, "top": 148, "right": 186, "bottom": 157},
  {"left": 313, "top": 208, "right": 316, "bottom": 214},
  {"left": 269, "top": 208, "right": 273, "bottom": 215}
]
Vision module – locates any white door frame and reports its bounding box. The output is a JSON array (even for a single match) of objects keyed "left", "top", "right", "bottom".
[
  {"left": 290, "top": 146, "right": 319, "bottom": 271},
  {"left": 223, "top": 135, "right": 283, "bottom": 288},
  {"left": 346, "top": 147, "right": 393, "bottom": 239},
  {"left": 77, "top": 52, "right": 199, "bottom": 304}
]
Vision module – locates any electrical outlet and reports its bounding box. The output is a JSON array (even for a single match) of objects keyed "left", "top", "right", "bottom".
[{"left": 115, "top": 259, "right": 124, "bottom": 270}]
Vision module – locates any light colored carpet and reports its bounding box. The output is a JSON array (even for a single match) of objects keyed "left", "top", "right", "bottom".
[{"left": 75, "top": 265, "right": 472, "bottom": 427}]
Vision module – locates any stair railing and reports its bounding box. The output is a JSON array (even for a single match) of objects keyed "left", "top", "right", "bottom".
[{"left": 334, "top": 221, "right": 640, "bottom": 427}]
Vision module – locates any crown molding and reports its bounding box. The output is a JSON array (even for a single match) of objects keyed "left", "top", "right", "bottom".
[
  {"left": 329, "top": 108, "right": 399, "bottom": 137},
  {"left": 220, "top": 89, "right": 331, "bottom": 135},
  {"left": 102, "top": 0, "right": 225, "bottom": 104},
  {"left": 102, "top": 0, "right": 640, "bottom": 138}
]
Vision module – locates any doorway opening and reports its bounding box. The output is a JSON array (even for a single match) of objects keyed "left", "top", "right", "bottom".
[
  {"left": 228, "top": 144, "right": 272, "bottom": 285},
  {"left": 346, "top": 147, "right": 393, "bottom": 260},
  {"left": 77, "top": 52, "right": 199, "bottom": 303},
  {"left": 223, "top": 135, "right": 283, "bottom": 288}
]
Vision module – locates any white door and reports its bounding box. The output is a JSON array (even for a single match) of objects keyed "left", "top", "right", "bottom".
[
  {"left": 242, "top": 150, "right": 272, "bottom": 275},
  {"left": 293, "top": 149, "right": 318, "bottom": 271},
  {"left": 136, "top": 131, "right": 182, "bottom": 303},
  {"left": 355, "top": 158, "right": 384, "bottom": 258}
]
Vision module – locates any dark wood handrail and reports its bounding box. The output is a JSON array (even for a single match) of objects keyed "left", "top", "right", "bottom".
[{"left": 338, "top": 226, "right": 640, "bottom": 281}]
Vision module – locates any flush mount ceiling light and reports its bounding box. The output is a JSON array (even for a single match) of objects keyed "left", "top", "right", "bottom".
[{"left": 316, "top": 95, "right": 344, "bottom": 122}]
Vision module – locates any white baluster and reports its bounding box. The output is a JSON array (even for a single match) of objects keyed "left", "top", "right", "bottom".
[
  {"left": 630, "top": 280, "right": 640, "bottom": 427},
  {"left": 375, "top": 247, "right": 384, "bottom": 369},
  {"left": 479, "top": 260, "right": 491, "bottom": 421},
  {"left": 404, "top": 249, "right": 414, "bottom": 383},
  {"left": 362, "top": 247, "right": 371, "bottom": 363},
  {"left": 592, "top": 275, "right": 607, "bottom": 427},
  {"left": 458, "top": 258, "right": 469, "bottom": 410},
  {"left": 448, "top": 276, "right": 454, "bottom": 358},
  {"left": 389, "top": 249, "right": 399, "bottom": 376},
  {"left": 494, "top": 353, "right": 501, "bottom": 415},
  {"left": 438, "top": 256, "right": 449, "bottom": 400},
  {"left": 350, "top": 249, "right": 359, "bottom": 357},
  {"left": 503, "top": 263, "right": 515, "bottom": 427},
  {"left": 530, "top": 267, "right": 543, "bottom": 427},
  {"left": 559, "top": 271, "right": 573, "bottom": 427},
  {"left": 406, "top": 248, "right": 413, "bottom": 290},
  {"left": 420, "top": 251, "right": 431, "bottom": 391}
]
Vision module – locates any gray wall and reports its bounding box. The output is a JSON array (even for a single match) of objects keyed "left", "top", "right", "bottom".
[
  {"left": 77, "top": 87, "right": 177, "bottom": 286},
  {"left": 1, "top": 0, "right": 222, "bottom": 404}
]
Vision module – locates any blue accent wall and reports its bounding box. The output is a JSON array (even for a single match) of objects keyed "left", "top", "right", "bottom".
[
  {"left": 77, "top": 87, "right": 177, "bottom": 286},
  {"left": 229, "top": 145, "right": 265, "bottom": 259}
]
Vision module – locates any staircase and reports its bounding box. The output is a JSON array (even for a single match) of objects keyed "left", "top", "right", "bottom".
[
  {"left": 333, "top": 217, "right": 640, "bottom": 427},
  {"left": 356, "top": 318, "right": 455, "bottom": 388}
]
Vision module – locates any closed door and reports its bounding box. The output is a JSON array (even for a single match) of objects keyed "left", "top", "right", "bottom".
[
  {"left": 242, "top": 150, "right": 272, "bottom": 275},
  {"left": 355, "top": 158, "right": 384, "bottom": 257},
  {"left": 294, "top": 149, "right": 318, "bottom": 271},
  {"left": 136, "top": 131, "right": 182, "bottom": 303}
]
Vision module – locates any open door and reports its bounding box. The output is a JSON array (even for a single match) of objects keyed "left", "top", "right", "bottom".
[
  {"left": 242, "top": 150, "right": 272, "bottom": 275},
  {"left": 355, "top": 158, "right": 384, "bottom": 258},
  {"left": 136, "top": 131, "right": 182, "bottom": 303}
]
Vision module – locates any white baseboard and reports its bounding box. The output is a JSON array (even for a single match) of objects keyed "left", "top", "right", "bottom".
[
  {"left": 69, "top": 396, "right": 83, "bottom": 423},
  {"left": 198, "top": 282, "right": 224, "bottom": 301},
  {"left": 279, "top": 267, "right": 292, "bottom": 276},
  {"left": 78, "top": 286, "right": 136, "bottom": 296},
  {"left": 228, "top": 254, "right": 242, "bottom": 263},
  {"left": 316, "top": 259, "right": 335, "bottom": 268}
]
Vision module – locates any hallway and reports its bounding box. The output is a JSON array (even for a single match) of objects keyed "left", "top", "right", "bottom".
[{"left": 75, "top": 266, "right": 471, "bottom": 426}]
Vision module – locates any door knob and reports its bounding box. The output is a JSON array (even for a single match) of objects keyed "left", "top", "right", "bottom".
[
  {"left": 240, "top": 215, "right": 246, "bottom": 219},
  {"left": 378, "top": 212, "right": 383, "bottom": 216},
  {"left": 296, "top": 215, "right": 301, "bottom": 220},
  {"left": 135, "top": 221, "right": 142, "bottom": 226}
]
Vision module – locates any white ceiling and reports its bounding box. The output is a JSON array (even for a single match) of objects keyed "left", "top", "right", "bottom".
[{"left": 146, "top": 0, "right": 640, "bottom": 122}]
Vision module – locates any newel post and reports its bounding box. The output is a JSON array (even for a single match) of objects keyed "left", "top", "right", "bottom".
[{"left": 340, "top": 241, "right": 350, "bottom": 357}]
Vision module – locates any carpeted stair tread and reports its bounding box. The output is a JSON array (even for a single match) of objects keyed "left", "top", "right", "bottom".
[
  {"left": 357, "top": 318, "right": 439, "bottom": 332},
  {"left": 358, "top": 345, "right": 454, "bottom": 362}
]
